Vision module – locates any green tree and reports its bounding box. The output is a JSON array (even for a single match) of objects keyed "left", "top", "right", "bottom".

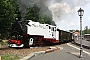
[
  {"left": 83, "top": 26, "right": 90, "bottom": 35},
  {"left": 0, "top": 0, "right": 18, "bottom": 39},
  {"left": 69, "top": 30, "right": 75, "bottom": 33},
  {"left": 39, "top": 15, "right": 56, "bottom": 26},
  {"left": 84, "top": 26, "right": 88, "bottom": 34},
  {"left": 25, "top": 4, "right": 40, "bottom": 22}
]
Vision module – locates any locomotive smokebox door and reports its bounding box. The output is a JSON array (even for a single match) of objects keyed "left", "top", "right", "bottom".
[{"left": 29, "top": 38, "right": 34, "bottom": 45}]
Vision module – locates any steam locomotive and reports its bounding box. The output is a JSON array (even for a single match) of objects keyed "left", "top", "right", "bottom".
[{"left": 8, "top": 20, "right": 73, "bottom": 48}]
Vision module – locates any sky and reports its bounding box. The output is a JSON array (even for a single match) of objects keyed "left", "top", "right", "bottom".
[
  {"left": 48, "top": 0, "right": 90, "bottom": 30},
  {"left": 19, "top": 0, "right": 90, "bottom": 30}
]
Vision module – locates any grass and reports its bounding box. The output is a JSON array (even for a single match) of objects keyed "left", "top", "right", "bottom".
[
  {"left": 1, "top": 54, "right": 19, "bottom": 60},
  {"left": 0, "top": 40, "right": 8, "bottom": 45}
]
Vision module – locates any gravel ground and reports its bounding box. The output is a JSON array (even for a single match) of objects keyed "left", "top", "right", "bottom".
[{"left": 0, "top": 45, "right": 50, "bottom": 59}]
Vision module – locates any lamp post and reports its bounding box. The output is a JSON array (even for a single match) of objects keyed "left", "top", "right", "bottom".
[{"left": 78, "top": 7, "right": 84, "bottom": 58}]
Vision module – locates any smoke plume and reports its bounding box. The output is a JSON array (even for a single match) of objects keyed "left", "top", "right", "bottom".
[
  {"left": 18, "top": 0, "right": 89, "bottom": 21},
  {"left": 17, "top": 0, "right": 53, "bottom": 19}
]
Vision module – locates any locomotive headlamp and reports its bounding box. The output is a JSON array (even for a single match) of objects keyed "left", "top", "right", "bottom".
[
  {"left": 77, "top": 7, "right": 84, "bottom": 58},
  {"left": 16, "top": 18, "right": 18, "bottom": 21}
]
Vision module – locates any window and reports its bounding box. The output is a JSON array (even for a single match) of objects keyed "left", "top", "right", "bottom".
[{"left": 49, "top": 26, "right": 51, "bottom": 29}]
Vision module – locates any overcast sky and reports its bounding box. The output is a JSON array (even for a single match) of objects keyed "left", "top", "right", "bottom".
[{"left": 48, "top": 0, "right": 90, "bottom": 30}]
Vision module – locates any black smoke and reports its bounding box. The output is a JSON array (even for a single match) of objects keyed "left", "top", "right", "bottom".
[{"left": 17, "top": 0, "right": 54, "bottom": 19}]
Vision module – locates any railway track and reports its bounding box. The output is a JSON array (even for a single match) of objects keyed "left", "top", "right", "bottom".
[{"left": 72, "top": 40, "right": 90, "bottom": 49}]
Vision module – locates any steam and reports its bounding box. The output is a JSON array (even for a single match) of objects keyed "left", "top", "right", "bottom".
[{"left": 49, "top": 3, "right": 71, "bottom": 21}]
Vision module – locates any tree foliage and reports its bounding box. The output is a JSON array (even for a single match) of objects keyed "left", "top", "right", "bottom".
[
  {"left": 83, "top": 26, "right": 90, "bottom": 35},
  {"left": 0, "top": 0, "right": 18, "bottom": 38},
  {"left": 25, "top": 4, "right": 40, "bottom": 22},
  {"left": 39, "top": 15, "right": 56, "bottom": 26}
]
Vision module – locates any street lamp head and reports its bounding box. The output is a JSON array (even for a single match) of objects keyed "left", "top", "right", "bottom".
[{"left": 78, "top": 8, "right": 84, "bottom": 16}]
